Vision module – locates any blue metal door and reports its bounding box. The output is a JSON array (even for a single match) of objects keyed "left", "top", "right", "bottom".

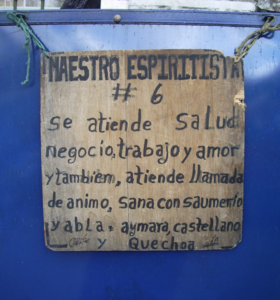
[{"left": 0, "top": 10, "right": 280, "bottom": 300}]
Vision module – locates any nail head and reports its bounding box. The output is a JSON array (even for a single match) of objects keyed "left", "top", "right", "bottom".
[{"left": 113, "top": 14, "right": 121, "bottom": 23}]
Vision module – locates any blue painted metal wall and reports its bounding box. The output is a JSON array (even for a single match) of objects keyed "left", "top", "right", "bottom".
[{"left": 0, "top": 10, "right": 280, "bottom": 300}]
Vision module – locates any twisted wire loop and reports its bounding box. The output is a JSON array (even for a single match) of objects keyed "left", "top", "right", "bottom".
[
  {"left": 6, "top": 12, "right": 49, "bottom": 85},
  {"left": 234, "top": 16, "right": 280, "bottom": 64}
]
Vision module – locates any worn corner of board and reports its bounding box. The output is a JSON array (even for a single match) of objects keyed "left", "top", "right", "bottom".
[
  {"left": 222, "top": 236, "right": 242, "bottom": 251},
  {"left": 45, "top": 242, "right": 58, "bottom": 252}
]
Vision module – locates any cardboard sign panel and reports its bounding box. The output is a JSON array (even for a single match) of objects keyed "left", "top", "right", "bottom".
[{"left": 41, "top": 49, "right": 245, "bottom": 251}]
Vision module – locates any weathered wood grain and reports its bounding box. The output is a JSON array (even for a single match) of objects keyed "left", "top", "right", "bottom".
[{"left": 41, "top": 49, "right": 245, "bottom": 251}]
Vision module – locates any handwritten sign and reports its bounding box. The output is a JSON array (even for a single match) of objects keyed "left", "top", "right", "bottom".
[{"left": 41, "top": 49, "right": 245, "bottom": 251}]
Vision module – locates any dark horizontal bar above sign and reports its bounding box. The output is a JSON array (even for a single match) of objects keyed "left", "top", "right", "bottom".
[{"left": 0, "top": 9, "right": 279, "bottom": 27}]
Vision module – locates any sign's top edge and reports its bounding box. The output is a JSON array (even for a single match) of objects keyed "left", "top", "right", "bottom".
[
  {"left": 1, "top": 9, "right": 279, "bottom": 27},
  {"left": 45, "top": 49, "right": 226, "bottom": 55}
]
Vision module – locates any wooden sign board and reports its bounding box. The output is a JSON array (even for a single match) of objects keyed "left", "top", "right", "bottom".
[{"left": 41, "top": 49, "right": 245, "bottom": 251}]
